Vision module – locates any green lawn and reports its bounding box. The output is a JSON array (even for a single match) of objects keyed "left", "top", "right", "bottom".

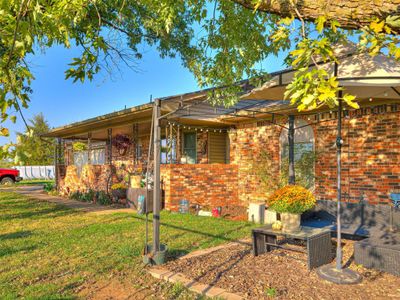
[
  {"left": 15, "top": 179, "right": 54, "bottom": 186},
  {"left": 0, "top": 192, "right": 254, "bottom": 299}
]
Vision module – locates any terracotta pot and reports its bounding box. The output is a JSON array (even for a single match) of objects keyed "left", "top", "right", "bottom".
[
  {"left": 281, "top": 212, "right": 301, "bottom": 232},
  {"left": 130, "top": 175, "right": 142, "bottom": 188}
]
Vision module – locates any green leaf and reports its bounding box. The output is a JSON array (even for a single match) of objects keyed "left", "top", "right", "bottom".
[{"left": 316, "top": 16, "right": 326, "bottom": 33}]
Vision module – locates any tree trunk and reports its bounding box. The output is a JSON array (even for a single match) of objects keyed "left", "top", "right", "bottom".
[{"left": 231, "top": 0, "right": 400, "bottom": 31}]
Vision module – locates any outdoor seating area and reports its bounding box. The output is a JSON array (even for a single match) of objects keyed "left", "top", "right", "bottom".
[{"left": 246, "top": 198, "right": 400, "bottom": 278}]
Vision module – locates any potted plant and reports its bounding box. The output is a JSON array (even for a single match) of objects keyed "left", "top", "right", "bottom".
[
  {"left": 267, "top": 185, "right": 316, "bottom": 232},
  {"left": 111, "top": 182, "right": 127, "bottom": 200}
]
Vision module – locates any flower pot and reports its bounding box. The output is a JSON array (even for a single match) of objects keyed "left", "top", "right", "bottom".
[
  {"left": 130, "top": 175, "right": 142, "bottom": 188},
  {"left": 264, "top": 209, "right": 278, "bottom": 225},
  {"left": 281, "top": 212, "right": 301, "bottom": 232}
]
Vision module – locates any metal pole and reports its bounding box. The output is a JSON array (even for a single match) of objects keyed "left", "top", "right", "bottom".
[
  {"left": 336, "top": 92, "right": 343, "bottom": 270},
  {"left": 153, "top": 99, "right": 161, "bottom": 253},
  {"left": 288, "top": 115, "right": 295, "bottom": 185}
]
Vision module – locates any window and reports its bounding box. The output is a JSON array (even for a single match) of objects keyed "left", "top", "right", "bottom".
[
  {"left": 208, "top": 132, "right": 228, "bottom": 163},
  {"left": 280, "top": 119, "right": 315, "bottom": 189},
  {"left": 90, "top": 148, "right": 105, "bottom": 165},
  {"left": 183, "top": 132, "right": 196, "bottom": 164},
  {"left": 161, "top": 136, "right": 177, "bottom": 164}
]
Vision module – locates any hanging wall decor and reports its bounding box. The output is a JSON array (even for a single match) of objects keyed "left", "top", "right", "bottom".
[{"left": 113, "top": 134, "right": 132, "bottom": 156}]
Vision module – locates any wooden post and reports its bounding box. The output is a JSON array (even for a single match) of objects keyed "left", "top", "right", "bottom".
[
  {"left": 288, "top": 115, "right": 295, "bottom": 185},
  {"left": 107, "top": 128, "right": 112, "bottom": 164},
  {"left": 54, "top": 138, "right": 61, "bottom": 191},
  {"left": 153, "top": 99, "right": 161, "bottom": 253},
  {"left": 87, "top": 132, "right": 92, "bottom": 164}
]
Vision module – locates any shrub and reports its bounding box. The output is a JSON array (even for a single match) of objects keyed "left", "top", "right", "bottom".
[
  {"left": 267, "top": 185, "right": 316, "bottom": 214},
  {"left": 97, "top": 191, "right": 112, "bottom": 205},
  {"left": 80, "top": 189, "right": 95, "bottom": 202},
  {"left": 43, "top": 182, "right": 55, "bottom": 193},
  {"left": 111, "top": 182, "right": 127, "bottom": 190},
  {"left": 69, "top": 191, "right": 82, "bottom": 200}
]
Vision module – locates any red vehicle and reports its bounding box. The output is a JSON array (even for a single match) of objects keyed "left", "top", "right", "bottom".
[{"left": 0, "top": 168, "right": 23, "bottom": 185}]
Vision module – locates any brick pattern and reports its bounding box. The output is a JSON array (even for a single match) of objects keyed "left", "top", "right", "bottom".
[
  {"left": 161, "top": 164, "right": 239, "bottom": 211},
  {"left": 58, "top": 106, "right": 399, "bottom": 209},
  {"left": 231, "top": 110, "right": 400, "bottom": 206},
  {"left": 315, "top": 110, "right": 400, "bottom": 204},
  {"left": 230, "top": 120, "right": 285, "bottom": 203}
]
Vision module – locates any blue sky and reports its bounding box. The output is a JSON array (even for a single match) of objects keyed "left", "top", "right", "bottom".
[{"left": 1, "top": 43, "right": 288, "bottom": 145}]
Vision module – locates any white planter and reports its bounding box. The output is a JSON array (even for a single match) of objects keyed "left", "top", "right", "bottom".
[
  {"left": 281, "top": 212, "right": 301, "bottom": 232},
  {"left": 264, "top": 209, "right": 278, "bottom": 225},
  {"left": 248, "top": 203, "right": 265, "bottom": 224}
]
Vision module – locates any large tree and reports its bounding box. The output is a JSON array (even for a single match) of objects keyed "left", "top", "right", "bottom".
[
  {"left": 1, "top": 0, "right": 399, "bottom": 134},
  {"left": 6, "top": 113, "right": 54, "bottom": 165}
]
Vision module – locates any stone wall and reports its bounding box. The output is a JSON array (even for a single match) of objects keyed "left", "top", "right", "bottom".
[
  {"left": 161, "top": 164, "right": 239, "bottom": 211},
  {"left": 58, "top": 164, "right": 114, "bottom": 195}
]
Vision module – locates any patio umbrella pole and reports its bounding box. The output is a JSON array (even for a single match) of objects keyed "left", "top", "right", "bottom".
[
  {"left": 336, "top": 96, "right": 343, "bottom": 271},
  {"left": 317, "top": 91, "right": 361, "bottom": 284},
  {"left": 153, "top": 98, "right": 161, "bottom": 254}
]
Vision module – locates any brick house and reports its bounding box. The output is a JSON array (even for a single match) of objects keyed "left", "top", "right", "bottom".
[{"left": 45, "top": 49, "right": 400, "bottom": 212}]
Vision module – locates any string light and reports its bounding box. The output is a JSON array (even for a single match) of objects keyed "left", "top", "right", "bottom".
[{"left": 166, "top": 120, "right": 229, "bottom": 133}]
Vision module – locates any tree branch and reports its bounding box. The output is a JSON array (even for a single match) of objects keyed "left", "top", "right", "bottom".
[{"left": 231, "top": 0, "right": 400, "bottom": 32}]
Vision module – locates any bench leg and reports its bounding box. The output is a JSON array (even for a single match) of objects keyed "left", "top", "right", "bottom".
[
  {"left": 252, "top": 232, "right": 266, "bottom": 256},
  {"left": 266, "top": 234, "right": 277, "bottom": 252},
  {"left": 307, "top": 232, "right": 332, "bottom": 269}
]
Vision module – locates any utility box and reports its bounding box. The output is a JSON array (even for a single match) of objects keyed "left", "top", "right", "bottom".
[
  {"left": 248, "top": 203, "right": 265, "bottom": 224},
  {"left": 127, "top": 188, "right": 153, "bottom": 213}
]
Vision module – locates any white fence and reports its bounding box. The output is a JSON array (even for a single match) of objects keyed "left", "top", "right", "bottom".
[{"left": 15, "top": 166, "right": 55, "bottom": 180}]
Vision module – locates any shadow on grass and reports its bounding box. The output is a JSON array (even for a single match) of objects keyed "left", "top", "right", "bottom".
[
  {"left": 0, "top": 204, "right": 78, "bottom": 221},
  {"left": 0, "top": 230, "right": 33, "bottom": 241},
  {"left": 0, "top": 245, "right": 37, "bottom": 258}
]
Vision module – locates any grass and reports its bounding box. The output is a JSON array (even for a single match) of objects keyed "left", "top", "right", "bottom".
[
  {"left": 0, "top": 191, "right": 254, "bottom": 299},
  {"left": 15, "top": 179, "right": 54, "bottom": 186}
]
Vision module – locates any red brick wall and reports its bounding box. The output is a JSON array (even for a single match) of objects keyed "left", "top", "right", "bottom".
[
  {"left": 161, "top": 164, "right": 239, "bottom": 211},
  {"left": 315, "top": 109, "right": 400, "bottom": 204},
  {"left": 231, "top": 108, "right": 399, "bottom": 206},
  {"left": 230, "top": 119, "right": 285, "bottom": 203}
]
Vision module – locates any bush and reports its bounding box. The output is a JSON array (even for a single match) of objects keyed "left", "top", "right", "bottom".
[
  {"left": 69, "top": 191, "right": 82, "bottom": 200},
  {"left": 80, "top": 189, "right": 95, "bottom": 202},
  {"left": 267, "top": 185, "right": 316, "bottom": 214},
  {"left": 43, "top": 182, "right": 55, "bottom": 193},
  {"left": 97, "top": 191, "right": 112, "bottom": 205}
]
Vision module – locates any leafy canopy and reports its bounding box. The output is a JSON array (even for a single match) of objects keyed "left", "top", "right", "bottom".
[
  {"left": 4, "top": 113, "right": 54, "bottom": 165},
  {"left": 1, "top": 0, "right": 400, "bottom": 135}
]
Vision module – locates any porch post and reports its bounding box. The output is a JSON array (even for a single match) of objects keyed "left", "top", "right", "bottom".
[
  {"left": 54, "top": 138, "right": 61, "bottom": 191},
  {"left": 288, "top": 115, "right": 295, "bottom": 185},
  {"left": 87, "top": 132, "right": 92, "bottom": 164},
  {"left": 107, "top": 128, "right": 112, "bottom": 164},
  {"left": 153, "top": 99, "right": 161, "bottom": 252}
]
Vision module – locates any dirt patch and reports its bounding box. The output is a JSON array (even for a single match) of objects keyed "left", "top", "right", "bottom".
[
  {"left": 164, "top": 240, "right": 400, "bottom": 299},
  {"left": 77, "top": 278, "right": 154, "bottom": 300}
]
